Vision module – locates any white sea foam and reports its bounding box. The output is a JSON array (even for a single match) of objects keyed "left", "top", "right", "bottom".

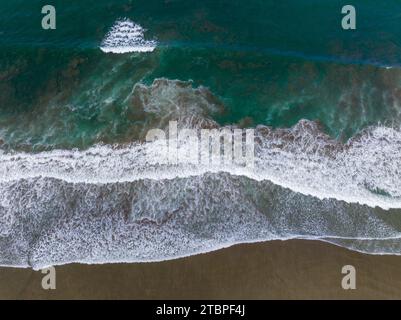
[
  {"left": 2, "top": 78, "right": 401, "bottom": 267},
  {"left": 1, "top": 122, "right": 401, "bottom": 268},
  {"left": 0, "top": 121, "right": 401, "bottom": 210},
  {"left": 0, "top": 171, "right": 399, "bottom": 269},
  {"left": 100, "top": 18, "right": 157, "bottom": 53}
]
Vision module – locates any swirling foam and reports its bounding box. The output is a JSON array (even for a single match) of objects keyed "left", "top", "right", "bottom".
[
  {"left": 0, "top": 172, "right": 400, "bottom": 269},
  {"left": 1, "top": 120, "right": 401, "bottom": 209},
  {"left": 2, "top": 78, "right": 401, "bottom": 268}
]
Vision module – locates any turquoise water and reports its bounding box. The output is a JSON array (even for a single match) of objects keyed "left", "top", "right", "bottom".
[
  {"left": 1, "top": 0, "right": 401, "bottom": 149},
  {"left": 2, "top": 1, "right": 401, "bottom": 268}
]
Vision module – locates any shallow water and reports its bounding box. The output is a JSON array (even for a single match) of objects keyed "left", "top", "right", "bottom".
[{"left": 1, "top": 0, "right": 401, "bottom": 268}]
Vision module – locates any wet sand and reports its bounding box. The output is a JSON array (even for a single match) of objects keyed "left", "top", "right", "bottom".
[{"left": 1, "top": 240, "right": 401, "bottom": 299}]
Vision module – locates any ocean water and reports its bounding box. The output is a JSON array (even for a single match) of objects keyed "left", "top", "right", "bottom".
[{"left": 1, "top": 0, "right": 401, "bottom": 268}]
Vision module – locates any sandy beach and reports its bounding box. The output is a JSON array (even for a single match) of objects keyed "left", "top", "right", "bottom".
[{"left": 1, "top": 240, "right": 401, "bottom": 299}]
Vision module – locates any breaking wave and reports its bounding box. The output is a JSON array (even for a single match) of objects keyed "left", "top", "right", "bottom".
[
  {"left": 100, "top": 18, "right": 157, "bottom": 53},
  {"left": 1, "top": 120, "right": 401, "bottom": 268},
  {"left": 1, "top": 120, "right": 401, "bottom": 209},
  {"left": 1, "top": 79, "right": 401, "bottom": 269}
]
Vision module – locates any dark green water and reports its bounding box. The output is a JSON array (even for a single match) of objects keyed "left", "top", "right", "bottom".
[{"left": 1, "top": 0, "right": 401, "bottom": 150}]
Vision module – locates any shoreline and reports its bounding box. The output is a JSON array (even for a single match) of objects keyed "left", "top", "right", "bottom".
[{"left": 1, "top": 239, "right": 401, "bottom": 299}]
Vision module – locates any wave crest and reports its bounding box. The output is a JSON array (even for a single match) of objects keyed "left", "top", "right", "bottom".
[
  {"left": 100, "top": 18, "right": 157, "bottom": 53},
  {"left": 2, "top": 79, "right": 401, "bottom": 267},
  {"left": 1, "top": 119, "right": 401, "bottom": 210}
]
